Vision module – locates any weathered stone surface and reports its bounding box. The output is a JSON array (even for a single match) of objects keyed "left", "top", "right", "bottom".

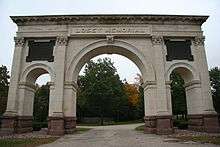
[
  {"left": 144, "top": 115, "right": 173, "bottom": 135},
  {"left": 64, "top": 117, "right": 76, "bottom": 134},
  {"left": 0, "top": 116, "right": 17, "bottom": 135},
  {"left": 16, "top": 116, "right": 33, "bottom": 133},
  {"left": 188, "top": 114, "right": 220, "bottom": 133},
  {"left": 48, "top": 117, "right": 64, "bottom": 136}
]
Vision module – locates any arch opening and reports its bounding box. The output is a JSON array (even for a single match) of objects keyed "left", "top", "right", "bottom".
[
  {"left": 67, "top": 40, "right": 155, "bottom": 83},
  {"left": 169, "top": 67, "right": 195, "bottom": 130},
  {"left": 76, "top": 53, "right": 144, "bottom": 125},
  {"left": 20, "top": 67, "right": 52, "bottom": 131},
  {"left": 74, "top": 46, "right": 145, "bottom": 82}
]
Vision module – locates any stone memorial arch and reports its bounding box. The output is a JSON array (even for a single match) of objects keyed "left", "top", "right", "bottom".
[{"left": 1, "top": 14, "right": 219, "bottom": 135}]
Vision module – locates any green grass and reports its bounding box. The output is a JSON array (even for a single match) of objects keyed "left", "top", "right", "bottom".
[
  {"left": 75, "top": 127, "right": 92, "bottom": 134},
  {"left": 175, "top": 135, "right": 220, "bottom": 145},
  {"left": 78, "top": 120, "right": 143, "bottom": 126},
  {"left": 0, "top": 137, "right": 59, "bottom": 147},
  {"left": 111, "top": 120, "right": 143, "bottom": 125},
  {"left": 134, "top": 125, "right": 220, "bottom": 145},
  {"left": 134, "top": 125, "right": 145, "bottom": 132}
]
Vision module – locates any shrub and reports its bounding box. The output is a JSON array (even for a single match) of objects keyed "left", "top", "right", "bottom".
[{"left": 173, "top": 119, "right": 188, "bottom": 129}]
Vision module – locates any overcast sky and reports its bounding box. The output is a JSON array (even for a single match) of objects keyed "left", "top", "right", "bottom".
[{"left": 0, "top": 0, "right": 219, "bottom": 84}]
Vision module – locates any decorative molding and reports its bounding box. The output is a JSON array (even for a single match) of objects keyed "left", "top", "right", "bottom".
[
  {"left": 14, "top": 37, "right": 25, "bottom": 47},
  {"left": 165, "top": 81, "right": 172, "bottom": 85},
  {"left": 151, "top": 35, "right": 163, "bottom": 45},
  {"left": 193, "top": 36, "right": 205, "bottom": 46},
  {"left": 10, "top": 15, "right": 209, "bottom": 26},
  {"left": 18, "top": 82, "right": 36, "bottom": 91},
  {"left": 142, "top": 81, "right": 156, "bottom": 89},
  {"left": 185, "top": 80, "right": 201, "bottom": 89},
  {"left": 48, "top": 82, "right": 55, "bottom": 90},
  {"left": 56, "top": 36, "right": 68, "bottom": 46},
  {"left": 106, "top": 35, "right": 114, "bottom": 44},
  {"left": 64, "top": 81, "right": 78, "bottom": 91}
]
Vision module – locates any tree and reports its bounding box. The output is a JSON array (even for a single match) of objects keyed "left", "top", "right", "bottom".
[
  {"left": 77, "top": 58, "right": 127, "bottom": 125},
  {"left": 123, "top": 83, "right": 139, "bottom": 106},
  {"left": 0, "top": 65, "right": 10, "bottom": 115},
  {"left": 170, "top": 71, "right": 187, "bottom": 116},
  {"left": 209, "top": 67, "right": 220, "bottom": 113},
  {"left": 0, "top": 65, "right": 10, "bottom": 97},
  {"left": 123, "top": 74, "right": 144, "bottom": 120},
  {"left": 33, "top": 84, "right": 50, "bottom": 130}
]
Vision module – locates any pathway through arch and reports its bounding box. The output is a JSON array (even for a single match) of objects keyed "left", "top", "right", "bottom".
[{"left": 39, "top": 124, "right": 216, "bottom": 147}]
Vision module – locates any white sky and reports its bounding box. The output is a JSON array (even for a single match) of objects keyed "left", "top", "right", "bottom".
[{"left": 0, "top": 0, "right": 220, "bottom": 84}]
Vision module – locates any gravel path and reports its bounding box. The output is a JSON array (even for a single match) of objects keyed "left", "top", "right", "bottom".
[{"left": 39, "top": 124, "right": 218, "bottom": 147}]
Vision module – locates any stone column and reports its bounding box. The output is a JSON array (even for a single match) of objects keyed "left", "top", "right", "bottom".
[
  {"left": 165, "top": 81, "right": 172, "bottom": 115},
  {"left": 185, "top": 80, "right": 204, "bottom": 131},
  {"left": 1, "top": 37, "right": 25, "bottom": 135},
  {"left": 16, "top": 82, "right": 36, "bottom": 133},
  {"left": 190, "top": 37, "right": 220, "bottom": 133},
  {"left": 143, "top": 81, "right": 157, "bottom": 134},
  {"left": 151, "top": 36, "right": 173, "bottom": 134},
  {"left": 48, "top": 36, "right": 68, "bottom": 136},
  {"left": 63, "top": 82, "right": 77, "bottom": 134}
]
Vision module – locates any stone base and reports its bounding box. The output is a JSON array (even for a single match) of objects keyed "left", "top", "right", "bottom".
[
  {"left": 144, "top": 115, "right": 173, "bottom": 135},
  {"left": 0, "top": 115, "right": 17, "bottom": 135},
  {"left": 188, "top": 114, "right": 220, "bottom": 133},
  {"left": 188, "top": 114, "right": 204, "bottom": 132},
  {"left": 16, "top": 116, "right": 33, "bottom": 133},
  {"left": 144, "top": 116, "right": 156, "bottom": 134},
  {"left": 48, "top": 117, "right": 64, "bottom": 136},
  {"left": 64, "top": 117, "right": 76, "bottom": 134},
  {"left": 0, "top": 115, "right": 33, "bottom": 135},
  {"left": 156, "top": 115, "right": 174, "bottom": 135}
]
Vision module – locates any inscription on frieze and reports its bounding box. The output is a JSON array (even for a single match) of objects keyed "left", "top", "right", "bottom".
[{"left": 70, "top": 26, "right": 151, "bottom": 35}]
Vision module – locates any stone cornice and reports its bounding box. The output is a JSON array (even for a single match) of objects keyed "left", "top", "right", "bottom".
[{"left": 10, "top": 14, "right": 209, "bottom": 26}]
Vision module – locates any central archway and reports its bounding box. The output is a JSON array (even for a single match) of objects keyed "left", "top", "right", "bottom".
[
  {"left": 66, "top": 39, "right": 156, "bottom": 83},
  {"left": 63, "top": 39, "right": 156, "bottom": 133}
]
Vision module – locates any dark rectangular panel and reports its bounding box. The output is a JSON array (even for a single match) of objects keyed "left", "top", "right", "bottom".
[
  {"left": 26, "top": 40, "right": 55, "bottom": 62},
  {"left": 165, "top": 40, "right": 194, "bottom": 61}
]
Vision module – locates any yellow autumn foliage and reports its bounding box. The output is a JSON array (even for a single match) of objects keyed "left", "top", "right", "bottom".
[{"left": 123, "top": 83, "right": 140, "bottom": 106}]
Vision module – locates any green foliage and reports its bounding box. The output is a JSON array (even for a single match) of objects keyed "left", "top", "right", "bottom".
[
  {"left": 135, "top": 125, "right": 145, "bottom": 132},
  {"left": 0, "top": 65, "right": 10, "bottom": 116},
  {"left": 209, "top": 67, "right": 220, "bottom": 113},
  {"left": 77, "top": 58, "right": 129, "bottom": 124},
  {"left": 173, "top": 119, "right": 188, "bottom": 129},
  {"left": 0, "top": 65, "right": 10, "bottom": 97},
  {"left": 170, "top": 71, "right": 187, "bottom": 115},
  {"left": 136, "top": 86, "right": 144, "bottom": 118},
  {"left": 33, "top": 84, "right": 49, "bottom": 130}
]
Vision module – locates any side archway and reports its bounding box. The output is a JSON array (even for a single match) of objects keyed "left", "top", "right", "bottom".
[
  {"left": 166, "top": 62, "right": 204, "bottom": 130},
  {"left": 166, "top": 62, "right": 199, "bottom": 82},
  {"left": 20, "top": 63, "right": 55, "bottom": 83},
  {"left": 16, "top": 63, "right": 53, "bottom": 133}
]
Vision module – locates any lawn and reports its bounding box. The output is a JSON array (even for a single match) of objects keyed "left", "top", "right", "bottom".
[
  {"left": 134, "top": 125, "right": 220, "bottom": 145},
  {"left": 0, "top": 127, "right": 91, "bottom": 147},
  {"left": 0, "top": 137, "right": 59, "bottom": 147},
  {"left": 78, "top": 120, "right": 143, "bottom": 126},
  {"left": 174, "top": 135, "right": 220, "bottom": 145},
  {"left": 134, "top": 125, "right": 145, "bottom": 132},
  {"left": 74, "top": 127, "right": 92, "bottom": 134}
]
